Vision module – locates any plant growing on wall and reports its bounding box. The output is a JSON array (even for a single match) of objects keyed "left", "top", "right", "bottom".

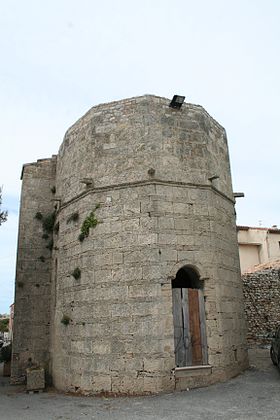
[
  {"left": 61, "top": 315, "right": 71, "bottom": 326},
  {"left": 78, "top": 204, "right": 100, "bottom": 242},
  {"left": 35, "top": 212, "right": 43, "bottom": 220},
  {"left": 35, "top": 209, "right": 58, "bottom": 253},
  {"left": 42, "top": 211, "right": 56, "bottom": 234},
  {"left": 67, "top": 212, "right": 79, "bottom": 224},
  {"left": 71, "top": 267, "right": 81, "bottom": 280}
]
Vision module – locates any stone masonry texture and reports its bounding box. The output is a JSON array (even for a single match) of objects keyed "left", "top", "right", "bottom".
[
  {"left": 243, "top": 262, "right": 280, "bottom": 345},
  {"left": 12, "top": 95, "right": 248, "bottom": 394}
]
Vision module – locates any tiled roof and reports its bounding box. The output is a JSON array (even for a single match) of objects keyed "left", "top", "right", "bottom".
[
  {"left": 237, "top": 226, "right": 280, "bottom": 234},
  {"left": 243, "top": 259, "right": 280, "bottom": 274}
]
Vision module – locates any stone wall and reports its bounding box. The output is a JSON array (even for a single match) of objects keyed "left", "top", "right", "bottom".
[
  {"left": 11, "top": 157, "right": 56, "bottom": 383},
  {"left": 243, "top": 262, "right": 280, "bottom": 345},
  {"left": 49, "top": 182, "right": 248, "bottom": 394}
]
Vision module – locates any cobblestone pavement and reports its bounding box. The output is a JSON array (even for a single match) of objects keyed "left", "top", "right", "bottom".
[{"left": 1, "top": 348, "right": 280, "bottom": 420}]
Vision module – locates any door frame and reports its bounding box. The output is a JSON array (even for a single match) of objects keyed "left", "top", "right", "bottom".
[{"left": 172, "top": 265, "right": 208, "bottom": 367}]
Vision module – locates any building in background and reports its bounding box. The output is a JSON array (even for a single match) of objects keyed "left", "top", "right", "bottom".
[
  {"left": 237, "top": 226, "right": 280, "bottom": 273},
  {"left": 0, "top": 314, "right": 10, "bottom": 343},
  {"left": 9, "top": 303, "right": 14, "bottom": 341}
]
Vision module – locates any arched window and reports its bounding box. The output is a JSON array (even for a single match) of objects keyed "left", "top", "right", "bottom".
[
  {"left": 172, "top": 266, "right": 203, "bottom": 289},
  {"left": 172, "top": 266, "right": 207, "bottom": 367}
]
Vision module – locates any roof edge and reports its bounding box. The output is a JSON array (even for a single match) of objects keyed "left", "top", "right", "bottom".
[{"left": 62, "top": 94, "right": 225, "bottom": 140}]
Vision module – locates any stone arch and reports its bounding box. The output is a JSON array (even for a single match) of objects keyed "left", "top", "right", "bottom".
[
  {"left": 172, "top": 265, "right": 208, "bottom": 367},
  {"left": 168, "top": 261, "right": 209, "bottom": 284},
  {"left": 172, "top": 265, "right": 203, "bottom": 289}
]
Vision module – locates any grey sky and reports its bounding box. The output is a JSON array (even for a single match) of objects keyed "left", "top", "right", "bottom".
[{"left": 0, "top": 0, "right": 279, "bottom": 312}]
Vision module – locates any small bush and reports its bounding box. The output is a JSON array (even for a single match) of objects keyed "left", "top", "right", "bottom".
[
  {"left": 61, "top": 315, "right": 71, "bottom": 326},
  {"left": 42, "top": 212, "right": 56, "bottom": 233},
  {"left": 39, "top": 256, "right": 45, "bottom": 262},
  {"left": 51, "top": 186, "right": 56, "bottom": 194},
  {"left": 42, "top": 233, "right": 49, "bottom": 240},
  {"left": 80, "top": 210, "right": 99, "bottom": 237},
  {"left": 0, "top": 344, "right": 12, "bottom": 363},
  {"left": 67, "top": 212, "right": 79, "bottom": 224},
  {"left": 0, "top": 318, "right": 9, "bottom": 333},
  {"left": 78, "top": 233, "right": 85, "bottom": 242},
  {"left": 148, "top": 168, "right": 155, "bottom": 176},
  {"left": 72, "top": 267, "right": 81, "bottom": 280},
  {"left": 35, "top": 212, "right": 43, "bottom": 220}
]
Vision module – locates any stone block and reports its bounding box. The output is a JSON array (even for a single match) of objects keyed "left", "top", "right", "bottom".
[
  {"left": 158, "top": 216, "right": 175, "bottom": 230},
  {"left": 143, "top": 376, "right": 168, "bottom": 393},
  {"left": 159, "top": 249, "right": 177, "bottom": 262},
  {"left": 26, "top": 368, "right": 45, "bottom": 391},
  {"left": 92, "top": 375, "right": 112, "bottom": 393},
  {"left": 158, "top": 233, "right": 177, "bottom": 245},
  {"left": 137, "top": 233, "right": 158, "bottom": 245},
  {"left": 111, "top": 375, "right": 144, "bottom": 394},
  {"left": 92, "top": 341, "right": 111, "bottom": 355}
]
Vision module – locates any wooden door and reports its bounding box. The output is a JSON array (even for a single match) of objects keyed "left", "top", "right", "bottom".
[{"left": 172, "top": 287, "right": 207, "bottom": 367}]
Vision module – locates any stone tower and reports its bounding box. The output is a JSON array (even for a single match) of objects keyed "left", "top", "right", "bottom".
[{"left": 12, "top": 95, "right": 248, "bottom": 393}]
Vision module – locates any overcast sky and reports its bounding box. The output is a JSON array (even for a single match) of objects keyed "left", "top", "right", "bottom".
[{"left": 0, "top": 0, "right": 279, "bottom": 313}]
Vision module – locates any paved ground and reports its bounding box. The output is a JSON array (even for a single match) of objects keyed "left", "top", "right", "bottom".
[{"left": 1, "top": 347, "right": 280, "bottom": 420}]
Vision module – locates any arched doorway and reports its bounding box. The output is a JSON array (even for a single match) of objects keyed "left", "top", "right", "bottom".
[{"left": 172, "top": 266, "right": 208, "bottom": 367}]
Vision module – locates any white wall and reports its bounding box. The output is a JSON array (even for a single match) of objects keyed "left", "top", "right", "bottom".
[{"left": 238, "top": 227, "right": 280, "bottom": 273}]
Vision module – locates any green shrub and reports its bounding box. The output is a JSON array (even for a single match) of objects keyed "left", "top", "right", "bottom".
[
  {"left": 72, "top": 267, "right": 81, "bottom": 280},
  {"left": 67, "top": 212, "right": 79, "bottom": 224},
  {"left": 35, "top": 212, "right": 43, "bottom": 220},
  {"left": 61, "top": 315, "right": 71, "bottom": 326},
  {"left": 0, "top": 318, "right": 9, "bottom": 333},
  {"left": 81, "top": 211, "right": 98, "bottom": 236},
  {"left": 0, "top": 344, "right": 12, "bottom": 363},
  {"left": 79, "top": 205, "right": 100, "bottom": 239},
  {"left": 42, "top": 212, "right": 56, "bottom": 233},
  {"left": 78, "top": 233, "right": 85, "bottom": 242}
]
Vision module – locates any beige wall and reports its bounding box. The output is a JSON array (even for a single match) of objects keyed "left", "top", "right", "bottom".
[{"left": 238, "top": 227, "right": 280, "bottom": 273}]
